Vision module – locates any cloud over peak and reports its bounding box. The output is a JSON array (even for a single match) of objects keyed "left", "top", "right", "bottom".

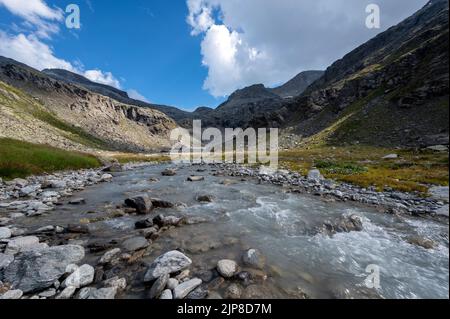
[{"left": 187, "top": 0, "right": 428, "bottom": 98}]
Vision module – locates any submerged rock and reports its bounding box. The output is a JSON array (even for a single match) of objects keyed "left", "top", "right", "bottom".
[
  {"left": 188, "top": 176, "right": 205, "bottom": 182},
  {"left": 121, "top": 237, "right": 149, "bottom": 252},
  {"left": 242, "top": 249, "right": 265, "bottom": 269},
  {"left": 144, "top": 251, "right": 192, "bottom": 282},
  {"left": 319, "top": 215, "right": 363, "bottom": 236},
  {"left": 161, "top": 169, "right": 177, "bottom": 176},
  {"left": 407, "top": 236, "right": 437, "bottom": 250},
  {"left": 4, "top": 245, "right": 85, "bottom": 293},
  {"left": 151, "top": 198, "right": 175, "bottom": 208}
]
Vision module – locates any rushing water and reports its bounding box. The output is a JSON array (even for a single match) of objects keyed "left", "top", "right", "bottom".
[{"left": 15, "top": 164, "right": 449, "bottom": 299}]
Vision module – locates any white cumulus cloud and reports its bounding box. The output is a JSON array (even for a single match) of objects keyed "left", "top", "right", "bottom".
[
  {"left": 0, "top": 31, "right": 122, "bottom": 89},
  {"left": 0, "top": 0, "right": 63, "bottom": 38},
  {"left": 187, "top": 0, "right": 428, "bottom": 97}
]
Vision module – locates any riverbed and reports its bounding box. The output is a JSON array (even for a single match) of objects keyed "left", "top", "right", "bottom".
[{"left": 6, "top": 163, "right": 448, "bottom": 299}]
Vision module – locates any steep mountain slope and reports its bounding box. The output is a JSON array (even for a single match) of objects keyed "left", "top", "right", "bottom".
[
  {"left": 270, "top": 70, "right": 324, "bottom": 98},
  {"left": 0, "top": 57, "right": 177, "bottom": 152},
  {"left": 272, "top": 0, "right": 449, "bottom": 148},
  {"left": 43, "top": 68, "right": 323, "bottom": 128},
  {"left": 42, "top": 68, "right": 194, "bottom": 123}
]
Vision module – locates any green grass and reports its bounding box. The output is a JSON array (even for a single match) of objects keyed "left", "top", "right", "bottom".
[
  {"left": 0, "top": 138, "right": 101, "bottom": 180},
  {"left": 279, "top": 146, "right": 449, "bottom": 194}
]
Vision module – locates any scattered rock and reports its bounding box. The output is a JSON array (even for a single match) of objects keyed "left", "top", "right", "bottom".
[
  {"left": 173, "top": 278, "right": 202, "bottom": 299},
  {"left": 196, "top": 194, "right": 215, "bottom": 203},
  {"left": 122, "top": 237, "right": 149, "bottom": 252},
  {"left": 187, "top": 286, "right": 209, "bottom": 299},
  {"left": 124, "top": 195, "right": 153, "bottom": 214},
  {"left": 153, "top": 215, "right": 182, "bottom": 227},
  {"left": 103, "top": 277, "right": 127, "bottom": 291},
  {"left": 100, "top": 174, "right": 113, "bottom": 182},
  {"left": 63, "top": 264, "right": 95, "bottom": 288},
  {"left": 0, "top": 253, "right": 14, "bottom": 270},
  {"left": 382, "top": 154, "right": 399, "bottom": 160},
  {"left": 103, "top": 163, "right": 122, "bottom": 173},
  {"left": 0, "top": 289, "right": 23, "bottom": 299},
  {"left": 144, "top": 251, "right": 192, "bottom": 282},
  {"left": 56, "top": 286, "right": 77, "bottom": 299},
  {"left": 4, "top": 236, "right": 43, "bottom": 255},
  {"left": 160, "top": 289, "right": 173, "bottom": 299},
  {"left": 188, "top": 176, "right": 205, "bottom": 182},
  {"left": 149, "top": 273, "right": 169, "bottom": 299},
  {"left": 66, "top": 224, "right": 90, "bottom": 234},
  {"left": 87, "top": 287, "right": 117, "bottom": 299},
  {"left": 242, "top": 249, "right": 265, "bottom": 269},
  {"left": 225, "top": 283, "right": 242, "bottom": 299},
  {"left": 135, "top": 218, "right": 154, "bottom": 229},
  {"left": 69, "top": 198, "right": 86, "bottom": 205},
  {"left": 39, "top": 288, "right": 56, "bottom": 298},
  {"left": 407, "top": 236, "right": 437, "bottom": 250},
  {"left": 99, "top": 248, "right": 121, "bottom": 265},
  {"left": 4, "top": 245, "right": 85, "bottom": 293},
  {"left": 320, "top": 215, "right": 363, "bottom": 236},
  {"left": 161, "top": 169, "right": 177, "bottom": 176},
  {"left": 217, "top": 259, "right": 239, "bottom": 278},
  {"left": 0, "top": 227, "right": 12, "bottom": 239},
  {"left": 166, "top": 278, "right": 179, "bottom": 290},
  {"left": 151, "top": 198, "right": 175, "bottom": 208}
]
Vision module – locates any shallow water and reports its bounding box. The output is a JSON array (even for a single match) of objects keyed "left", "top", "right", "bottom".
[{"left": 15, "top": 164, "right": 450, "bottom": 299}]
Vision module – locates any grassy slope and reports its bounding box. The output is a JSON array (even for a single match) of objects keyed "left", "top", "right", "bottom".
[
  {"left": 0, "top": 81, "right": 112, "bottom": 150},
  {"left": 0, "top": 138, "right": 101, "bottom": 180}
]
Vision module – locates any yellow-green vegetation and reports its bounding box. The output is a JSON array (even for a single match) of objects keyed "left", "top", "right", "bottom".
[
  {"left": 113, "top": 153, "right": 171, "bottom": 164},
  {"left": 0, "top": 138, "right": 101, "bottom": 180},
  {"left": 279, "top": 146, "right": 449, "bottom": 194},
  {"left": 0, "top": 81, "right": 112, "bottom": 150}
]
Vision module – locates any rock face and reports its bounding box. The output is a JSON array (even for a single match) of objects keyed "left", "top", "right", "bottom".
[
  {"left": 0, "top": 57, "right": 177, "bottom": 153},
  {"left": 4, "top": 245, "right": 85, "bottom": 293},
  {"left": 144, "top": 251, "right": 192, "bottom": 282},
  {"left": 124, "top": 196, "right": 153, "bottom": 214}
]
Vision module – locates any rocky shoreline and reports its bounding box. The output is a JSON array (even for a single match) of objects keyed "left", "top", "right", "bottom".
[
  {"left": 213, "top": 163, "right": 449, "bottom": 219},
  {"left": 0, "top": 161, "right": 448, "bottom": 299}
]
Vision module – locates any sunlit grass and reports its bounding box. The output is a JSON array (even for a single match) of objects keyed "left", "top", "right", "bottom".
[{"left": 0, "top": 138, "right": 101, "bottom": 180}]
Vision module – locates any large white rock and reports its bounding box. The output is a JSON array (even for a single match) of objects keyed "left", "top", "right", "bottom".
[
  {"left": 0, "top": 253, "right": 14, "bottom": 270},
  {"left": 4, "top": 236, "right": 43, "bottom": 255},
  {"left": 4, "top": 245, "right": 85, "bottom": 293},
  {"left": 217, "top": 259, "right": 239, "bottom": 278},
  {"left": 0, "top": 227, "right": 12, "bottom": 239},
  {"left": 63, "top": 264, "right": 95, "bottom": 288},
  {"left": 173, "top": 278, "right": 202, "bottom": 299},
  {"left": 144, "top": 251, "right": 192, "bottom": 282},
  {"left": 0, "top": 289, "right": 23, "bottom": 300}
]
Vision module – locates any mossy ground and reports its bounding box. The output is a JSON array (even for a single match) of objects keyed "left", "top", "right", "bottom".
[
  {"left": 0, "top": 138, "right": 101, "bottom": 180},
  {"left": 279, "top": 146, "right": 448, "bottom": 194}
]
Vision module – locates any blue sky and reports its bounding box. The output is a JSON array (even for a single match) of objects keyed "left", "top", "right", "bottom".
[{"left": 0, "top": 0, "right": 427, "bottom": 111}]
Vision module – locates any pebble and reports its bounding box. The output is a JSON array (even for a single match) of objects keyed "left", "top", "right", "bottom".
[{"left": 217, "top": 259, "right": 239, "bottom": 278}]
